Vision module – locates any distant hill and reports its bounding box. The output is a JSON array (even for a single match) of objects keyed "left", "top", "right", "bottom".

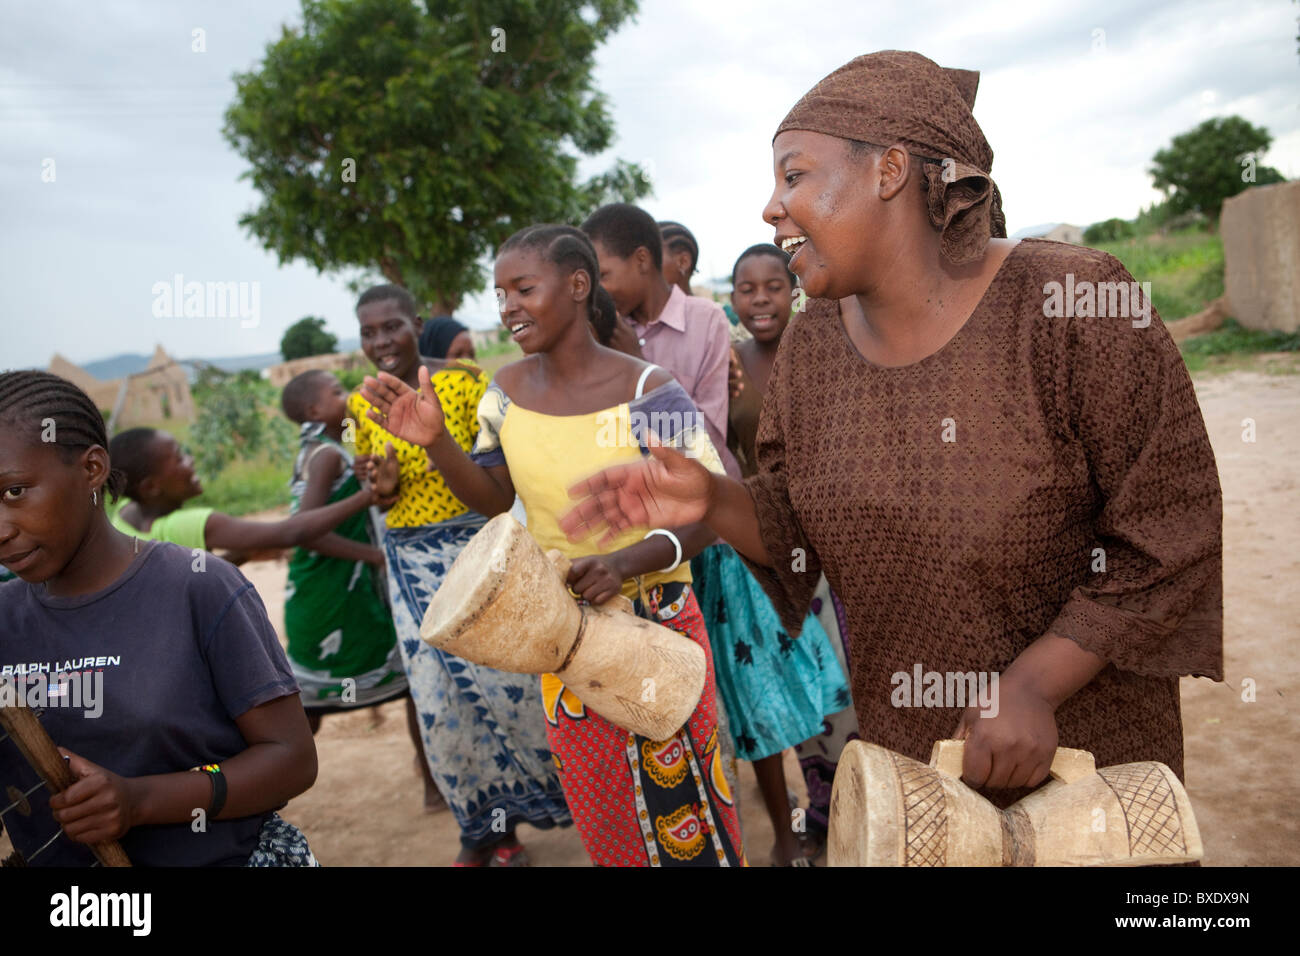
[
  {"left": 80, "top": 354, "right": 158, "bottom": 381},
  {"left": 81, "top": 338, "right": 362, "bottom": 382}
]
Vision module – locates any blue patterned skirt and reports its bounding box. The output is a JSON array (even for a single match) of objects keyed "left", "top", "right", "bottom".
[
  {"left": 245, "top": 813, "right": 320, "bottom": 867},
  {"left": 689, "top": 543, "right": 850, "bottom": 761},
  {"left": 384, "top": 514, "right": 572, "bottom": 849}
]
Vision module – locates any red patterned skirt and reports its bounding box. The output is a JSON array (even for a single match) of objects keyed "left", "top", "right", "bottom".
[{"left": 541, "top": 582, "right": 746, "bottom": 867}]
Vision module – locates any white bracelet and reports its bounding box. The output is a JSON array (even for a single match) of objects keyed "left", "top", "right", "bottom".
[{"left": 643, "top": 529, "right": 683, "bottom": 573}]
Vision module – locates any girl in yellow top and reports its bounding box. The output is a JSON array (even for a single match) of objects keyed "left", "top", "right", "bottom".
[
  {"left": 348, "top": 284, "right": 570, "bottom": 867},
  {"left": 360, "top": 228, "right": 744, "bottom": 867}
]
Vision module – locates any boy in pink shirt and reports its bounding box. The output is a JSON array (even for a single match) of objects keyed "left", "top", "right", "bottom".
[
  {"left": 581, "top": 203, "right": 747, "bottom": 824},
  {"left": 581, "top": 204, "right": 741, "bottom": 480}
]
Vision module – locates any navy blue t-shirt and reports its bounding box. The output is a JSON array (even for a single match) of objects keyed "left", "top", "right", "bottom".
[{"left": 0, "top": 540, "right": 299, "bottom": 866}]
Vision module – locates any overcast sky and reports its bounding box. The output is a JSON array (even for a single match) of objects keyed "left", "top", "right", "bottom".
[{"left": 3, "top": 0, "right": 1297, "bottom": 371}]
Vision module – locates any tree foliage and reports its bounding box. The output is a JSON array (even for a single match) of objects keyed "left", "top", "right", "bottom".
[
  {"left": 224, "top": 0, "right": 649, "bottom": 314},
  {"left": 1149, "top": 116, "right": 1285, "bottom": 220},
  {"left": 189, "top": 366, "right": 295, "bottom": 478},
  {"left": 1082, "top": 217, "right": 1136, "bottom": 244},
  {"left": 281, "top": 315, "right": 339, "bottom": 361}
]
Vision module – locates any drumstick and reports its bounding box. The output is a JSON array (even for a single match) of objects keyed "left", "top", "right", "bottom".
[{"left": 0, "top": 704, "right": 131, "bottom": 867}]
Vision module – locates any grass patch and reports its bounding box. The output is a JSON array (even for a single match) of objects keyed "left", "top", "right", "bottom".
[
  {"left": 1091, "top": 228, "right": 1224, "bottom": 321},
  {"left": 1180, "top": 319, "right": 1300, "bottom": 375},
  {"left": 107, "top": 419, "right": 293, "bottom": 517},
  {"left": 477, "top": 342, "right": 522, "bottom": 377},
  {"left": 476, "top": 335, "right": 519, "bottom": 360},
  {"left": 189, "top": 451, "right": 294, "bottom": 516}
]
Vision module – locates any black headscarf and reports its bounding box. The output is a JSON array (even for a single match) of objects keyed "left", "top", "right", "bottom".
[{"left": 419, "top": 316, "right": 469, "bottom": 358}]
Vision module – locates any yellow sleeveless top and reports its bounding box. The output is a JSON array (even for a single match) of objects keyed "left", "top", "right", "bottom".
[{"left": 473, "top": 375, "right": 725, "bottom": 600}]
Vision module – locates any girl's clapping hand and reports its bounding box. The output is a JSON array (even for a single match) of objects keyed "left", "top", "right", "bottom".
[
  {"left": 372, "top": 442, "right": 400, "bottom": 496},
  {"left": 49, "top": 748, "right": 140, "bottom": 844},
  {"left": 361, "top": 367, "right": 446, "bottom": 449},
  {"left": 353, "top": 454, "right": 377, "bottom": 482}
]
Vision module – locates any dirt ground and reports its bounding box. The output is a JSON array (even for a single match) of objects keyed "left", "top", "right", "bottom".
[{"left": 5, "top": 362, "right": 1295, "bottom": 866}]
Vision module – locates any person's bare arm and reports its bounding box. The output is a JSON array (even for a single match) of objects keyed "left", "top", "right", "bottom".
[
  {"left": 425, "top": 430, "right": 516, "bottom": 517},
  {"left": 296, "top": 446, "right": 384, "bottom": 564},
  {"left": 202, "top": 486, "right": 374, "bottom": 553},
  {"left": 358, "top": 367, "right": 515, "bottom": 517},
  {"left": 50, "top": 695, "right": 317, "bottom": 843},
  {"left": 564, "top": 522, "right": 714, "bottom": 605},
  {"left": 954, "top": 634, "right": 1106, "bottom": 791},
  {"left": 702, "top": 471, "right": 770, "bottom": 566},
  {"left": 560, "top": 441, "right": 772, "bottom": 566}
]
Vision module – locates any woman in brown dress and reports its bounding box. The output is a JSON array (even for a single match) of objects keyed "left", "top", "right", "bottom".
[{"left": 560, "top": 51, "right": 1223, "bottom": 806}]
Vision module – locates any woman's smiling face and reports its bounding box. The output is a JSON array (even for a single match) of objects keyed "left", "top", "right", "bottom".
[
  {"left": 358, "top": 298, "right": 422, "bottom": 381},
  {"left": 764, "top": 129, "right": 881, "bottom": 301},
  {"left": 494, "top": 246, "right": 588, "bottom": 355}
]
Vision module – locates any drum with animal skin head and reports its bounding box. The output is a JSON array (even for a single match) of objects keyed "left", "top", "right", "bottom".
[
  {"left": 828, "top": 739, "right": 1203, "bottom": 867},
  {"left": 420, "top": 514, "right": 706, "bottom": 741}
]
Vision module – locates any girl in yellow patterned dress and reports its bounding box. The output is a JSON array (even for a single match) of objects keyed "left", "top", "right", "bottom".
[
  {"left": 359, "top": 232, "right": 744, "bottom": 867},
  {"left": 348, "top": 284, "right": 570, "bottom": 867}
]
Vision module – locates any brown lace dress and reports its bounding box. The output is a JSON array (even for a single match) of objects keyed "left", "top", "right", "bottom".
[{"left": 742, "top": 239, "right": 1223, "bottom": 803}]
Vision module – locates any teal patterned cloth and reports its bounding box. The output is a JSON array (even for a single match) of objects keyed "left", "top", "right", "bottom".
[{"left": 690, "top": 543, "right": 850, "bottom": 761}]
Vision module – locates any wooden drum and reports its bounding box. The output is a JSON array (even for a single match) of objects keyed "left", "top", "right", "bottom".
[
  {"left": 420, "top": 514, "right": 706, "bottom": 741},
  {"left": 827, "top": 739, "right": 1203, "bottom": 867}
]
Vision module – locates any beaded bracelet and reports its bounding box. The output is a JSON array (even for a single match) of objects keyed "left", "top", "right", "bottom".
[{"left": 193, "top": 763, "right": 227, "bottom": 819}]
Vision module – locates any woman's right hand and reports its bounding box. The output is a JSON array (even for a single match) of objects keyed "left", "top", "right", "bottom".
[
  {"left": 353, "top": 454, "right": 377, "bottom": 483},
  {"left": 372, "top": 442, "right": 400, "bottom": 496},
  {"left": 560, "top": 437, "right": 713, "bottom": 546},
  {"left": 360, "top": 367, "right": 446, "bottom": 449}
]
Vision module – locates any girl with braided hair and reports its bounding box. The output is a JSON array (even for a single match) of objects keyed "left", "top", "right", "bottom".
[
  {"left": 0, "top": 371, "right": 322, "bottom": 865},
  {"left": 360, "top": 224, "right": 746, "bottom": 867}
]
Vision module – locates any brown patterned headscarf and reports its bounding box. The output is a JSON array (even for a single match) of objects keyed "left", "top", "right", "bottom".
[{"left": 775, "top": 50, "right": 1007, "bottom": 264}]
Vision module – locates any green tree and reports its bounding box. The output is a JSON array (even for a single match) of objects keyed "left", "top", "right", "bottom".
[
  {"left": 281, "top": 315, "right": 339, "bottom": 361},
  {"left": 189, "top": 367, "right": 295, "bottom": 478},
  {"left": 1083, "top": 217, "right": 1135, "bottom": 244},
  {"left": 1149, "top": 116, "right": 1285, "bottom": 220},
  {"left": 224, "top": 0, "right": 649, "bottom": 315}
]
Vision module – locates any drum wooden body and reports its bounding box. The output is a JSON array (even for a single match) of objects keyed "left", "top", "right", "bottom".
[
  {"left": 828, "top": 739, "right": 1203, "bottom": 867},
  {"left": 420, "top": 514, "right": 705, "bottom": 741}
]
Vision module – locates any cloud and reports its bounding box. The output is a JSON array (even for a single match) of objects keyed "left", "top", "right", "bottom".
[{"left": 3, "top": 0, "right": 1297, "bottom": 366}]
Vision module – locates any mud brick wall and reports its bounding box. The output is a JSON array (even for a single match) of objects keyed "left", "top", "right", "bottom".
[{"left": 1221, "top": 180, "right": 1300, "bottom": 333}]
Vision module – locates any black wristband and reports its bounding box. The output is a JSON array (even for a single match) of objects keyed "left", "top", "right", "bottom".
[
  {"left": 208, "top": 767, "right": 227, "bottom": 819},
  {"left": 196, "top": 763, "right": 227, "bottom": 819}
]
